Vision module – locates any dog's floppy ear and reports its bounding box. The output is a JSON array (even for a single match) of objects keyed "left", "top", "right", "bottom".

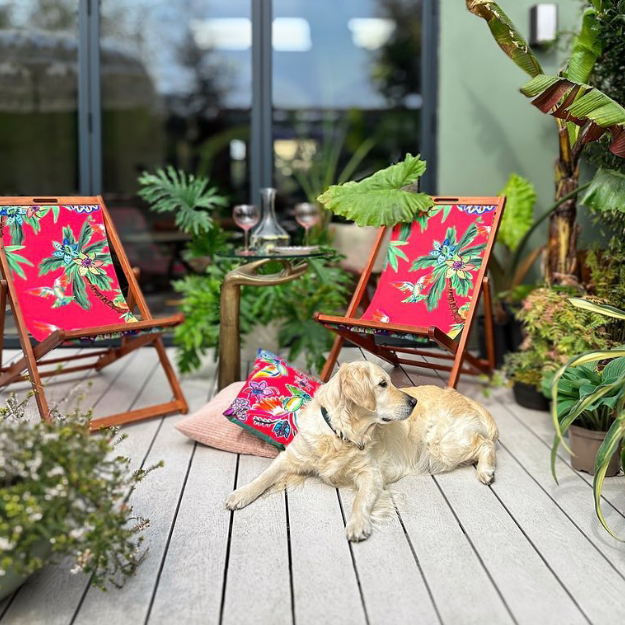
[{"left": 339, "top": 366, "right": 376, "bottom": 412}]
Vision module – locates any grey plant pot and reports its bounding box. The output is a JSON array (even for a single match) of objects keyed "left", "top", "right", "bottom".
[{"left": 0, "top": 540, "right": 52, "bottom": 601}]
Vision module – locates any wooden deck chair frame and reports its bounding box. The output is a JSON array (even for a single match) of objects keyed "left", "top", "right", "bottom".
[
  {"left": 315, "top": 196, "right": 505, "bottom": 388},
  {"left": 0, "top": 196, "right": 188, "bottom": 429}
]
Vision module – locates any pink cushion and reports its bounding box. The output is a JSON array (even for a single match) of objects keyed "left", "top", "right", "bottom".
[
  {"left": 224, "top": 350, "right": 322, "bottom": 449},
  {"left": 175, "top": 382, "right": 278, "bottom": 458}
]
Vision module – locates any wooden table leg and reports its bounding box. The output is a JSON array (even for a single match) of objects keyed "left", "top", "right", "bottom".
[{"left": 218, "top": 259, "right": 308, "bottom": 390}]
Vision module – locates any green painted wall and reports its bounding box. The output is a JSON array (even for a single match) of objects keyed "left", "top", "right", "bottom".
[{"left": 437, "top": 1, "right": 581, "bottom": 237}]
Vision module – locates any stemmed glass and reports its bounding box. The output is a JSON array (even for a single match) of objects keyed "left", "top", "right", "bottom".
[
  {"left": 233, "top": 204, "right": 260, "bottom": 255},
  {"left": 294, "top": 202, "right": 321, "bottom": 246}
]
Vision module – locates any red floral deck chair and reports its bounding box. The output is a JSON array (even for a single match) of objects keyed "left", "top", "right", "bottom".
[
  {"left": 315, "top": 196, "right": 505, "bottom": 388},
  {"left": 0, "top": 196, "right": 188, "bottom": 428}
]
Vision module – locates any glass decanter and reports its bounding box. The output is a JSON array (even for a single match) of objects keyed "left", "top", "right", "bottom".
[{"left": 250, "top": 187, "right": 290, "bottom": 251}]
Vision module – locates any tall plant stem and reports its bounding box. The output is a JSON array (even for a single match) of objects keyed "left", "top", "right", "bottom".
[
  {"left": 446, "top": 281, "right": 463, "bottom": 323},
  {"left": 85, "top": 279, "right": 126, "bottom": 314}
]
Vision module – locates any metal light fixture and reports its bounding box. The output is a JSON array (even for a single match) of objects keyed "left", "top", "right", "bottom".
[{"left": 529, "top": 4, "right": 558, "bottom": 47}]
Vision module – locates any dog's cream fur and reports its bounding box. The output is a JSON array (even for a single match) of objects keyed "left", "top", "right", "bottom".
[{"left": 226, "top": 361, "right": 498, "bottom": 541}]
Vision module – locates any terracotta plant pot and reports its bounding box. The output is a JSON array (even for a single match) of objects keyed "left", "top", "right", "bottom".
[
  {"left": 569, "top": 425, "right": 622, "bottom": 476},
  {"left": 512, "top": 381, "right": 550, "bottom": 411}
]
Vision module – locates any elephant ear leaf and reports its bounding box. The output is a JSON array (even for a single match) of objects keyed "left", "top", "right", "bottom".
[
  {"left": 521, "top": 75, "right": 625, "bottom": 158},
  {"left": 466, "top": 0, "right": 543, "bottom": 78},
  {"left": 317, "top": 154, "right": 433, "bottom": 227},
  {"left": 497, "top": 174, "right": 536, "bottom": 251}
]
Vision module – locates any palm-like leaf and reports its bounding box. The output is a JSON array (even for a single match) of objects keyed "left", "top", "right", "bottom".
[
  {"left": 466, "top": 0, "right": 542, "bottom": 77},
  {"left": 317, "top": 154, "right": 433, "bottom": 227},
  {"left": 497, "top": 174, "right": 536, "bottom": 251},
  {"left": 520, "top": 75, "right": 625, "bottom": 157},
  {"left": 138, "top": 166, "right": 227, "bottom": 236},
  {"left": 581, "top": 168, "right": 625, "bottom": 214},
  {"left": 566, "top": 7, "right": 602, "bottom": 85}
]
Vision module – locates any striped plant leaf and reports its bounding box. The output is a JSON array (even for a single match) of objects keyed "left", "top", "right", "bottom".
[
  {"left": 593, "top": 413, "right": 625, "bottom": 539},
  {"left": 569, "top": 297, "right": 625, "bottom": 320}
]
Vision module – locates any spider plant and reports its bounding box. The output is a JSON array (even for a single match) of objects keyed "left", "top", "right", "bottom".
[{"left": 550, "top": 297, "right": 625, "bottom": 538}]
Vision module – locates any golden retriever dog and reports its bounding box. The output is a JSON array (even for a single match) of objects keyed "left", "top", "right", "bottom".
[{"left": 225, "top": 361, "right": 498, "bottom": 541}]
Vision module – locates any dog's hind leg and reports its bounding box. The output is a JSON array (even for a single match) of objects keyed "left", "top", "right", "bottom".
[{"left": 474, "top": 434, "right": 497, "bottom": 485}]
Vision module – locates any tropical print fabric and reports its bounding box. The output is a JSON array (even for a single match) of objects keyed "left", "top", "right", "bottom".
[
  {"left": 0, "top": 203, "right": 137, "bottom": 341},
  {"left": 361, "top": 203, "right": 497, "bottom": 340},
  {"left": 224, "top": 349, "right": 322, "bottom": 449}
]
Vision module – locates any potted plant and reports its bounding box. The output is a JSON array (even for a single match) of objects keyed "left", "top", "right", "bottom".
[
  {"left": 543, "top": 360, "right": 623, "bottom": 475},
  {"left": 0, "top": 393, "right": 159, "bottom": 599},
  {"left": 550, "top": 297, "right": 625, "bottom": 538},
  {"left": 503, "top": 287, "right": 613, "bottom": 409}
]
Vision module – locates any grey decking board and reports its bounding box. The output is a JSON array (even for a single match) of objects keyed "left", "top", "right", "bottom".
[{"left": 221, "top": 455, "right": 292, "bottom": 625}]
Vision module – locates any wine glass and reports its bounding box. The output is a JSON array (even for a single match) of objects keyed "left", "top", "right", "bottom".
[
  {"left": 233, "top": 204, "right": 260, "bottom": 255},
  {"left": 294, "top": 202, "right": 321, "bottom": 246}
]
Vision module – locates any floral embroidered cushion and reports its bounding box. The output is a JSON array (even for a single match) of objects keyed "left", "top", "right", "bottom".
[
  {"left": 361, "top": 203, "right": 497, "bottom": 340},
  {"left": 0, "top": 203, "right": 137, "bottom": 341},
  {"left": 223, "top": 349, "right": 322, "bottom": 449}
]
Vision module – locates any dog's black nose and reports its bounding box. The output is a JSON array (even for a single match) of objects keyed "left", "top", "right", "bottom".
[{"left": 406, "top": 395, "right": 417, "bottom": 409}]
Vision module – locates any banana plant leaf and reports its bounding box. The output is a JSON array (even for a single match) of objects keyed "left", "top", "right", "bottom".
[
  {"left": 581, "top": 168, "right": 625, "bottom": 214},
  {"left": 521, "top": 75, "right": 625, "bottom": 157},
  {"left": 565, "top": 6, "right": 602, "bottom": 85},
  {"left": 496, "top": 173, "right": 536, "bottom": 252},
  {"left": 466, "top": 0, "right": 542, "bottom": 78}
]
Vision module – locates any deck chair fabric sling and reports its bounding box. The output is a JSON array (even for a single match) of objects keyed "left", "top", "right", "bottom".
[
  {"left": 315, "top": 196, "right": 505, "bottom": 388},
  {"left": 0, "top": 195, "right": 188, "bottom": 428}
]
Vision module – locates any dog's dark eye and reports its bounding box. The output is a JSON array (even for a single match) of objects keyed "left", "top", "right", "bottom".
[{"left": 379, "top": 380, "right": 387, "bottom": 388}]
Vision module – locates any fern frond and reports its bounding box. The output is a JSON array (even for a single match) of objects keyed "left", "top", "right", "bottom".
[{"left": 138, "top": 166, "right": 227, "bottom": 236}]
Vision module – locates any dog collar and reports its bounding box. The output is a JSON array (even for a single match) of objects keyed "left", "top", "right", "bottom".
[{"left": 320, "top": 405, "right": 365, "bottom": 450}]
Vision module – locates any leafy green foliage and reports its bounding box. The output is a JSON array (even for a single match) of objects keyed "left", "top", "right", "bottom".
[
  {"left": 138, "top": 166, "right": 227, "bottom": 236},
  {"left": 0, "top": 393, "right": 159, "bottom": 590},
  {"left": 4, "top": 246, "right": 33, "bottom": 280},
  {"left": 581, "top": 168, "right": 625, "bottom": 214},
  {"left": 497, "top": 173, "right": 536, "bottom": 251},
  {"left": 385, "top": 241, "right": 408, "bottom": 272},
  {"left": 465, "top": 0, "right": 543, "bottom": 77},
  {"left": 566, "top": 7, "right": 602, "bottom": 84},
  {"left": 317, "top": 154, "right": 433, "bottom": 227}
]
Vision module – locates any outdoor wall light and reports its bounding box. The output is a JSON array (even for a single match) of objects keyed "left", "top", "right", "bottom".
[{"left": 529, "top": 4, "right": 558, "bottom": 47}]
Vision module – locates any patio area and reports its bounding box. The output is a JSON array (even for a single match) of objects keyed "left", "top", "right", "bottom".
[{"left": 1, "top": 344, "right": 623, "bottom": 625}]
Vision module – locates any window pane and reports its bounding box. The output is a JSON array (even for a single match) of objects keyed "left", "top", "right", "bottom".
[
  {"left": 100, "top": 0, "right": 252, "bottom": 200},
  {"left": 0, "top": 1, "right": 79, "bottom": 195},
  {"left": 272, "top": 0, "right": 423, "bottom": 208}
]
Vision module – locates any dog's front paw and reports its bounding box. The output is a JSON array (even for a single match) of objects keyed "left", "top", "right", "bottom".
[
  {"left": 346, "top": 515, "right": 372, "bottom": 542},
  {"left": 477, "top": 467, "right": 495, "bottom": 485},
  {"left": 225, "top": 487, "right": 254, "bottom": 510}
]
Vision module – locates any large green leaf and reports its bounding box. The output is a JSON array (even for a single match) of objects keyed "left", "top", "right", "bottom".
[
  {"left": 77, "top": 219, "right": 93, "bottom": 250},
  {"left": 317, "top": 154, "right": 433, "bottom": 227},
  {"left": 466, "top": 0, "right": 542, "bottom": 78},
  {"left": 602, "top": 357, "right": 625, "bottom": 384},
  {"left": 580, "top": 168, "right": 625, "bottom": 215},
  {"left": 496, "top": 173, "right": 536, "bottom": 251},
  {"left": 38, "top": 256, "right": 64, "bottom": 276},
  {"left": 520, "top": 75, "right": 625, "bottom": 157},
  {"left": 593, "top": 413, "right": 625, "bottom": 539},
  {"left": 568, "top": 297, "right": 625, "bottom": 320},
  {"left": 72, "top": 275, "right": 91, "bottom": 310},
  {"left": 566, "top": 7, "right": 602, "bottom": 85}
]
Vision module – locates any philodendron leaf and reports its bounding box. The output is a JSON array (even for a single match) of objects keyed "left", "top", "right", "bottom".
[
  {"left": 466, "top": 0, "right": 543, "bottom": 78},
  {"left": 520, "top": 75, "right": 625, "bottom": 157},
  {"left": 497, "top": 173, "right": 536, "bottom": 251},
  {"left": 317, "top": 154, "right": 433, "bottom": 227},
  {"left": 581, "top": 168, "right": 625, "bottom": 215}
]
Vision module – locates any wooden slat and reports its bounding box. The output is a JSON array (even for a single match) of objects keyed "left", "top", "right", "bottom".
[
  {"left": 288, "top": 480, "right": 366, "bottom": 625},
  {"left": 338, "top": 488, "right": 440, "bottom": 624},
  {"left": 72, "top": 355, "right": 211, "bottom": 625},
  {"left": 221, "top": 455, "right": 292, "bottom": 625}
]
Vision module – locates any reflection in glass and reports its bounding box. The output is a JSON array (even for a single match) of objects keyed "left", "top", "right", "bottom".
[
  {"left": 272, "top": 0, "right": 423, "bottom": 211},
  {"left": 0, "top": 0, "right": 79, "bottom": 194}
]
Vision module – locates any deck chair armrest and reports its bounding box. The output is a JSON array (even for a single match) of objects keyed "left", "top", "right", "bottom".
[{"left": 63, "top": 313, "right": 184, "bottom": 340}]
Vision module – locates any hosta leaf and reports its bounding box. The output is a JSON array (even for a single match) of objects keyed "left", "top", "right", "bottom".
[
  {"left": 602, "top": 357, "right": 625, "bottom": 384},
  {"left": 593, "top": 414, "right": 625, "bottom": 539},
  {"left": 317, "top": 154, "right": 433, "bottom": 227},
  {"left": 466, "top": 0, "right": 542, "bottom": 77},
  {"left": 497, "top": 174, "right": 536, "bottom": 251},
  {"left": 581, "top": 168, "right": 625, "bottom": 215},
  {"left": 565, "top": 7, "right": 602, "bottom": 85}
]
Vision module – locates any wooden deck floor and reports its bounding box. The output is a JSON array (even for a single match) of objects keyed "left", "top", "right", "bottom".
[{"left": 1, "top": 345, "right": 625, "bottom": 625}]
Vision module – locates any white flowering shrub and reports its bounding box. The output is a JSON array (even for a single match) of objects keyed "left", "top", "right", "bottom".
[{"left": 0, "top": 392, "right": 161, "bottom": 590}]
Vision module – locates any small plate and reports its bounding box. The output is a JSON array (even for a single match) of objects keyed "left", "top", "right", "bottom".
[{"left": 270, "top": 246, "right": 321, "bottom": 255}]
